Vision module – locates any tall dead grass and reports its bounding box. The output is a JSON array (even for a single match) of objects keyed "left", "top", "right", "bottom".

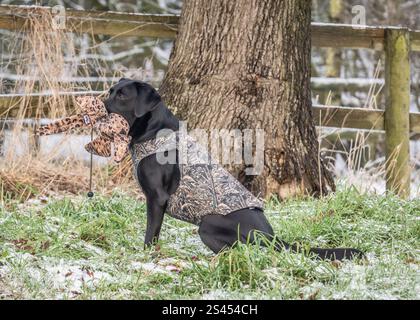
[
  {"left": 0, "top": 8, "right": 136, "bottom": 201},
  {"left": 317, "top": 60, "right": 417, "bottom": 196}
]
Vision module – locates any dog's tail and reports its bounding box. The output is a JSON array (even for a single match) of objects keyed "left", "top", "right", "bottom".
[{"left": 273, "top": 238, "right": 364, "bottom": 261}]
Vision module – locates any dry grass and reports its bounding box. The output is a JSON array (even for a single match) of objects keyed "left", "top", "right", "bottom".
[
  {"left": 0, "top": 8, "right": 139, "bottom": 201},
  {"left": 316, "top": 59, "right": 420, "bottom": 197},
  {"left": 0, "top": 157, "right": 139, "bottom": 203},
  {"left": 0, "top": 159, "right": 87, "bottom": 201}
]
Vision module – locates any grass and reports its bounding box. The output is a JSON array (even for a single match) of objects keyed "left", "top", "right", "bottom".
[{"left": 0, "top": 186, "right": 418, "bottom": 300}]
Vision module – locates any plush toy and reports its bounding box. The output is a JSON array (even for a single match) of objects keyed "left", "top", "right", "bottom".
[
  {"left": 84, "top": 112, "right": 131, "bottom": 163},
  {"left": 36, "top": 96, "right": 131, "bottom": 163}
]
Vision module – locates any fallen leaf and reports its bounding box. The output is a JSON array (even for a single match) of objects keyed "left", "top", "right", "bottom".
[
  {"left": 86, "top": 270, "right": 94, "bottom": 277},
  {"left": 39, "top": 196, "right": 48, "bottom": 203},
  {"left": 166, "top": 265, "right": 181, "bottom": 273},
  {"left": 40, "top": 240, "right": 50, "bottom": 250},
  {"left": 308, "top": 289, "right": 320, "bottom": 300}
]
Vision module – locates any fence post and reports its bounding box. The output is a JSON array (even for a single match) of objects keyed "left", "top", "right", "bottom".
[{"left": 384, "top": 28, "right": 411, "bottom": 198}]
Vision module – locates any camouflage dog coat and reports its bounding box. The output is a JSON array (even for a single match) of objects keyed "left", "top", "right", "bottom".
[{"left": 131, "top": 132, "right": 263, "bottom": 225}]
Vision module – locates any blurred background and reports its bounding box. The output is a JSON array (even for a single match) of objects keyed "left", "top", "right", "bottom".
[{"left": 0, "top": 0, "right": 419, "bottom": 198}]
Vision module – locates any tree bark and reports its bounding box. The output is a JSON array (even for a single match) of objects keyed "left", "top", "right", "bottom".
[{"left": 160, "top": 0, "right": 335, "bottom": 199}]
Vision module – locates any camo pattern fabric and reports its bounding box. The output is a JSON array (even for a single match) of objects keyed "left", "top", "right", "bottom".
[{"left": 131, "top": 132, "right": 263, "bottom": 225}]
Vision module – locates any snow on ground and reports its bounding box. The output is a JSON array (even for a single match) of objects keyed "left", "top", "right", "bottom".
[
  {"left": 0, "top": 248, "right": 112, "bottom": 299},
  {"left": 0, "top": 193, "right": 418, "bottom": 299},
  {"left": 0, "top": 245, "right": 189, "bottom": 299}
]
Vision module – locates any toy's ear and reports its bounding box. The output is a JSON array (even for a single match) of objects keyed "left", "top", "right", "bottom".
[
  {"left": 85, "top": 136, "right": 112, "bottom": 158},
  {"left": 134, "top": 82, "right": 162, "bottom": 118}
]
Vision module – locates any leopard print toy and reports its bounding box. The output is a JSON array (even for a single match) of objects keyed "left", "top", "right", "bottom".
[
  {"left": 36, "top": 96, "right": 131, "bottom": 163},
  {"left": 85, "top": 113, "right": 131, "bottom": 163}
]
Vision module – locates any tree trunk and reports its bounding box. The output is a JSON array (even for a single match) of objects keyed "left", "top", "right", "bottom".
[{"left": 160, "top": 0, "right": 335, "bottom": 199}]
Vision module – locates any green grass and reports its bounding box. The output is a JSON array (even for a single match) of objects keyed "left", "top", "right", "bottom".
[{"left": 0, "top": 187, "right": 418, "bottom": 299}]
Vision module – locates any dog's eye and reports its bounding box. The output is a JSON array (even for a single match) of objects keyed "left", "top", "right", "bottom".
[{"left": 116, "top": 91, "right": 125, "bottom": 99}]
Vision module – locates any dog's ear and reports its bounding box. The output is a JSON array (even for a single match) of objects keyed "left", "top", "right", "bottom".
[
  {"left": 119, "top": 78, "right": 130, "bottom": 83},
  {"left": 134, "top": 82, "right": 162, "bottom": 118}
]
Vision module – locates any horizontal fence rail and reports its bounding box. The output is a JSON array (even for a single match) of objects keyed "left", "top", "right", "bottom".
[
  {"left": 0, "top": 5, "right": 420, "bottom": 51},
  {"left": 0, "top": 4, "right": 419, "bottom": 197},
  {"left": 1, "top": 93, "right": 419, "bottom": 134},
  {"left": 313, "top": 104, "right": 420, "bottom": 134},
  {"left": 0, "top": 75, "right": 416, "bottom": 93},
  {"left": 0, "top": 5, "right": 178, "bottom": 38}
]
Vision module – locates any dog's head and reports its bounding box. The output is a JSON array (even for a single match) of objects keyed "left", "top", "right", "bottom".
[{"left": 104, "top": 78, "right": 162, "bottom": 126}]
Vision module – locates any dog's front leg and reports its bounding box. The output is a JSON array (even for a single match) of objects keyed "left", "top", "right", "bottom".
[{"left": 144, "top": 191, "right": 168, "bottom": 248}]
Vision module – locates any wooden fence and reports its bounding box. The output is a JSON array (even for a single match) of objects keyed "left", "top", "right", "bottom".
[{"left": 0, "top": 4, "right": 419, "bottom": 198}]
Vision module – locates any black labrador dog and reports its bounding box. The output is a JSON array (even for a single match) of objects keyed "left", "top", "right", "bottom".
[{"left": 104, "top": 78, "right": 363, "bottom": 261}]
